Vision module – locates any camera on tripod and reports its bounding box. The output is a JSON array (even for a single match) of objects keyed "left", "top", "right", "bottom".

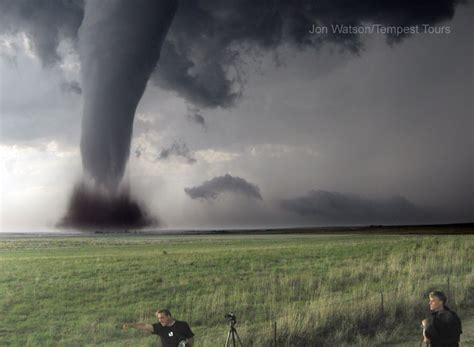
[
  {"left": 224, "top": 312, "right": 242, "bottom": 346},
  {"left": 225, "top": 312, "right": 237, "bottom": 324}
]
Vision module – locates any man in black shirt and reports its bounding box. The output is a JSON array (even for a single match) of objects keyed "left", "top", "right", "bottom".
[
  {"left": 422, "top": 291, "right": 462, "bottom": 347},
  {"left": 123, "top": 309, "right": 195, "bottom": 346}
]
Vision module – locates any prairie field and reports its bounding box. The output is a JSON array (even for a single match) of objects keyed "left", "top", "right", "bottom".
[{"left": 1, "top": 232, "right": 473, "bottom": 346}]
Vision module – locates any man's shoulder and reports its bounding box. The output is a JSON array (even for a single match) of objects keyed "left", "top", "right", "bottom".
[
  {"left": 437, "top": 309, "right": 460, "bottom": 322},
  {"left": 152, "top": 323, "right": 164, "bottom": 334},
  {"left": 174, "top": 320, "right": 194, "bottom": 336},
  {"left": 174, "top": 320, "right": 191, "bottom": 327}
]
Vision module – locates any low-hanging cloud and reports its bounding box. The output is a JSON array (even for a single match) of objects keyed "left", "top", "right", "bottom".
[
  {"left": 0, "top": 0, "right": 84, "bottom": 67},
  {"left": 280, "top": 189, "right": 431, "bottom": 225},
  {"left": 158, "top": 140, "right": 196, "bottom": 164},
  {"left": 134, "top": 145, "right": 143, "bottom": 159},
  {"left": 185, "top": 174, "right": 263, "bottom": 201},
  {"left": 60, "top": 80, "right": 82, "bottom": 94},
  {"left": 186, "top": 107, "right": 207, "bottom": 130},
  {"left": 152, "top": 40, "right": 242, "bottom": 108}
]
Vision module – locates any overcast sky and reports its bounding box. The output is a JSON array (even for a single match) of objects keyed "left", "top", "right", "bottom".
[{"left": 0, "top": 1, "right": 472, "bottom": 231}]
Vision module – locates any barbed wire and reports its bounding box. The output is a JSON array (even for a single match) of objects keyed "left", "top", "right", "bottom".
[{"left": 191, "top": 276, "right": 467, "bottom": 345}]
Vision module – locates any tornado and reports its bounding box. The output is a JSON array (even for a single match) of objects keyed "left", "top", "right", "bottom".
[
  {"left": 60, "top": 0, "right": 177, "bottom": 230},
  {"left": 79, "top": 0, "right": 177, "bottom": 191}
]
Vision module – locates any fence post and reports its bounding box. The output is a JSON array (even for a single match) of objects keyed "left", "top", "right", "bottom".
[
  {"left": 447, "top": 276, "right": 455, "bottom": 308},
  {"left": 273, "top": 321, "right": 277, "bottom": 347},
  {"left": 380, "top": 290, "right": 384, "bottom": 316},
  {"left": 447, "top": 276, "right": 450, "bottom": 297}
]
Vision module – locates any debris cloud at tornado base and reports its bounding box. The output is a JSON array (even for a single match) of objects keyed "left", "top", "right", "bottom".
[{"left": 58, "top": 182, "right": 158, "bottom": 231}]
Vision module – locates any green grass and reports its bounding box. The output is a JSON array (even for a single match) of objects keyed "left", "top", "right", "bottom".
[{"left": 1, "top": 233, "right": 472, "bottom": 346}]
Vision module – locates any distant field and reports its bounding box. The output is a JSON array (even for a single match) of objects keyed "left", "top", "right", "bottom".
[{"left": 1, "top": 232, "right": 473, "bottom": 346}]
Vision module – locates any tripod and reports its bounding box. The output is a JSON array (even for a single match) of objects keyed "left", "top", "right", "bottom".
[{"left": 225, "top": 319, "right": 243, "bottom": 347}]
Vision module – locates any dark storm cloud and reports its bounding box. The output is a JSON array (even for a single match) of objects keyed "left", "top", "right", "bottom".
[
  {"left": 158, "top": 140, "right": 196, "bottom": 164},
  {"left": 151, "top": 40, "right": 242, "bottom": 108},
  {"left": 0, "top": 0, "right": 84, "bottom": 67},
  {"left": 280, "top": 190, "right": 430, "bottom": 225},
  {"left": 1, "top": 0, "right": 461, "bottom": 107},
  {"left": 185, "top": 174, "right": 263, "bottom": 201},
  {"left": 151, "top": 0, "right": 461, "bottom": 108}
]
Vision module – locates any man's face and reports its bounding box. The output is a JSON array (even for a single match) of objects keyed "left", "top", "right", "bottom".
[
  {"left": 156, "top": 312, "right": 172, "bottom": 326},
  {"left": 429, "top": 295, "right": 443, "bottom": 311}
]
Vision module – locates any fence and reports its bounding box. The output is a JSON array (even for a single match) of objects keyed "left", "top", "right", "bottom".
[{"left": 195, "top": 275, "right": 466, "bottom": 346}]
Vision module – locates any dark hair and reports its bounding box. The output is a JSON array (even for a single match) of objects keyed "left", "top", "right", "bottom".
[
  {"left": 157, "top": 309, "right": 172, "bottom": 317},
  {"left": 429, "top": 291, "right": 447, "bottom": 305}
]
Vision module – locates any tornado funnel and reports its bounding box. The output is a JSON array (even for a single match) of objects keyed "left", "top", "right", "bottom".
[{"left": 79, "top": 0, "right": 177, "bottom": 191}]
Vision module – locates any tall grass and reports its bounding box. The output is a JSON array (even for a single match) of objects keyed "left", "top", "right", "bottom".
[{"left": 0, "top": 234, "right": 472, "bottom": 346}]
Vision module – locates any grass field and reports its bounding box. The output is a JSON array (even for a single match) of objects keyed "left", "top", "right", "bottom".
[{"left": 1, "top": 232, "right": 473, "bottom": 346}]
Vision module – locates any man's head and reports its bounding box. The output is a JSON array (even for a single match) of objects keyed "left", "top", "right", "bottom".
[
  {"left": 429, "top": 291, "right": 447, "bottom": 311},
  {"left": 156, "top": 309, "right": 174, "bottom": 326}
]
